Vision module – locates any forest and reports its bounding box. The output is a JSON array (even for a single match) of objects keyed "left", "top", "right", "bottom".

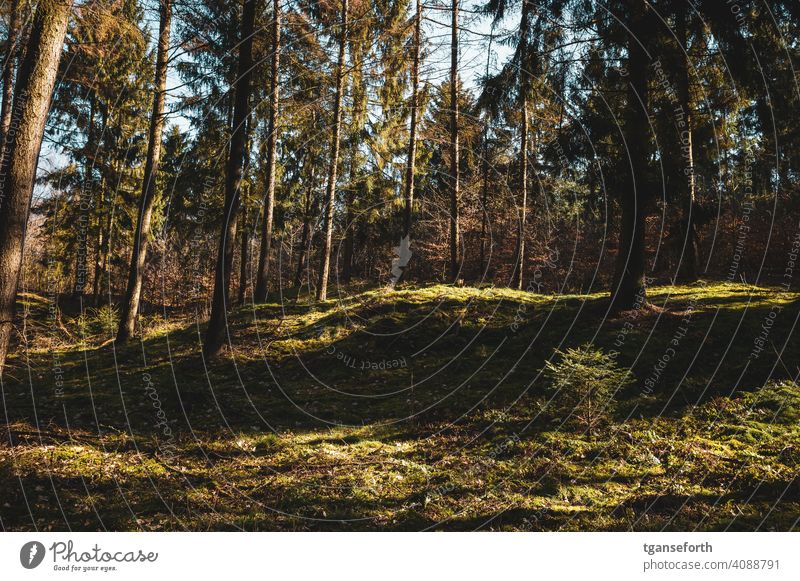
[{"left": 0, "top": 0, "right": 798, "bottom": 531}]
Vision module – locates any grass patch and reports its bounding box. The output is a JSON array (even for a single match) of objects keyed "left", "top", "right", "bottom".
[{"left": 1, "top": 281, "right": 798, "bottom": 530}]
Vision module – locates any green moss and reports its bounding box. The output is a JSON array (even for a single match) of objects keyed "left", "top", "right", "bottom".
[{"left": 1, "top": 281, "right": 798, "bottom": 530}]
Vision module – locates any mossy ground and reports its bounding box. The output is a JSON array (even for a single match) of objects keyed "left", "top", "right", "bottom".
[{"left": 1, "top": 281, "right": 798, "bottom": 530}]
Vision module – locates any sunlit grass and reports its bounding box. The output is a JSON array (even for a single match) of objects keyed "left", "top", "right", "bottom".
[{"left": 1, "top": 281, "right": 798, "bottom": 530}]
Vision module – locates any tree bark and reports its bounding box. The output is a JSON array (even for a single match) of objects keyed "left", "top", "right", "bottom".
[
  {"left": 403, "top": 0, "right": 421, "bottom": 242},
  {"left": 611, "top": 1, "right": 650, "bottom": 310},
  {"left": 342, "top": 37, "right": 368, "bottom": 284},
  {"left": 341, "top": 140, "right": 356, "bottom": 282},
  {"left": 317, "top": 0, "right": 348, "bottom": 301},
  {"left": 99, "top": 156, "right": 122, "bottom": 302},
  {"left": 91, "top": 105, "right": 109, "bottom": 306},
  {"left": 294, "top": 172, "right": 314, "bottom": 289},
  {"left": 294, "top": 215, "right": 310, "bottom": 289},
  {"left": 204, "top": 0, "right": 256, "bottom": 357},
  {"left": 101, "top": 154, "right": 122, "bottom": 302},
  {"left": 99, "top": 186, "right": 115, "bottom": 298},
  {"left": 237, "top": 204, "right": 249, "bottom": 304},
  {"left": 479, "top": 27, "right": 494, "bottom": 279},
  {"left": 0, "top": 0, "right": 20, "bottom": 146},
  {"left": 74, "top": 94, "right": 95, "bottom": 298},
  {"left": 91, "top": 177, "right": 105, "bottom": 306},
  {"left": 117, "top": 0, "right": 172, "bottom": 342},
  {"left": 253, "top": 0, "right": 281, "bottom": 302},
  {"left": 675, "top": 4, "right": 698, "bottom": 282},
  {"left": 479, "top": 148, "right": 489, "bottom": 277},
  {"left": 511, "top": 0, "right": 530, "bottom": 290},
  {"left": 448, "top": 0, "right": 460, "bottom": 283},
  {"left": 0, "top": 0, "right": 74, "bottom": 375},
  {"left": 397, "top": 0, "right": 421, "bottom": 284}
]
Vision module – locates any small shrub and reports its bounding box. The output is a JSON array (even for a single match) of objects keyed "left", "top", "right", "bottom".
[
  {"left": 543, "top": 344, "right": 633, "bottom": 435},
  {"left": 75, "top": 313, "right": 91, "bottom": 341},
  {"left": 91, "top": 304, "right": 119, "bottom": 336}
]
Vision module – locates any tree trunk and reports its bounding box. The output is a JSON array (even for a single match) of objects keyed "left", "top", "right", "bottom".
[
  {"left": 676, "top": 5, "right": 698, "bottom": 282},
  {"left": 98, "top": 156, "right": 122, "bottom": 302},
  {"left": 294, "top": 215, "right": 310, "bottom": 289},
  {"left": 403, "top": 0, "right": 422, "bottom": 242},
  {"left": 74, "top": 94, "right": 95, "bottom": 298},
  {"left": 253, "top": 0, "right": 281, "bottom": 302},
  {"left": 91, "top": 176, "right": 106, "bottom": 306},
  {"left": 341, "top": 142, "right": 356, "bottom": 283},
  {"left": 237, "top": 205, "right": 249, "bottom": 304},
  {"left": 611, "top": 1, "right": 650, "bottom": 310},
  {"left": 203, "top": 0, "right": 256, "bottom": 357},
  {"left": 295, "top": 175, "right": 316, "bottom": 289},
  {"left": 512, "top": 100, "right": 529, "bottom": 290},
  {"left": 91, "top": 105, "right": 109, "bottom": 305},
  {"left": 479, "top": 27, "right": 494, "bottom": 279},
  {"left": 511, "top": 0, "right": 530, "bottom": 290},
  {"left": 448, "top": 0, "right": 460, "bottom": 282},
  {"left": 0, "top": 0, "right": 73, "bottom": 375},
  {"left": 397, "top": 0, "right": 421, "bottom": 284},
  {"left": 479, "top": 148, "right": 489, "bottom": 277},
  {"left": 317, "top": 0, "right": 348, "bottom": 302},
  {"left": 342, "top": 36, "right": 368, "bottom": 284},
  {"left": 341, "top": 195, "right": 354, "bottom": 282},
  {"left": 117, "top": 0, "right": 172, "bottom": 342},
  {"left": 0, "top": 0, "right": 20, "bottom": 146}
]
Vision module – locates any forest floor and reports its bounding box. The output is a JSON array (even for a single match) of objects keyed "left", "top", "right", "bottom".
[{"left": 0, "top": 281, "right": 798, "bottom": 531}]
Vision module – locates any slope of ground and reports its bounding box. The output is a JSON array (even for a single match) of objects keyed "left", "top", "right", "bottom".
[{"left": 0, "top": 281, "right": 798, "bottom": 530}]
